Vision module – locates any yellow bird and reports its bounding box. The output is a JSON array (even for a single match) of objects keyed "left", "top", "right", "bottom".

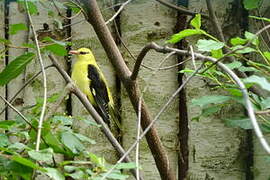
[{"left": 69, "top": 48, "right": 115, "bottom": 126}]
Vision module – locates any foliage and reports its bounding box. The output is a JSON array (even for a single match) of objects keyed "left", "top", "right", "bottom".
[
  {"left": 0, "top": 2, "right": 135, "bottom": 179},
  {"left": 169, "top": 14, "right": 270, "bottom": 133}
]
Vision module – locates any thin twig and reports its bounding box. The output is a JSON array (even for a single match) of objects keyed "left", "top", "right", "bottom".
[
  {"left": 25, "top": 0, "right": 47, "bottom": 151},
  {"left": 206, "top": 0, "right": 225, "bottom": 42},
  {"left": 0, "top": 65, "right": 53, "bottom": 116},
  {"left": 0, "top": 95, "right": 32, "bottom": 127},
  {"left": 155, "top": 0, "right": 209, "bottom": 19},
  {"left": 256, "top": 109, "right": 270, "bottom": 115},
  {"left": 105, "top": 0, "right": 133, "bottom": 25},
  {"left": 136, "top": 97, "right": 142, "bottom": 180},
  {"left": 189, "top": 45, "right": 196, "bottom": 69}
]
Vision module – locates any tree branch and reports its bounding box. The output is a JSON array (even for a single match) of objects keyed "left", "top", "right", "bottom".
[
  {"left": 25, "top": 0, "right": 47, "bottom": 152},
  {"left": 155, "top": 0, "right": 209, "bottom": 19},
  {"left": 48, "top": 55, "right": 143, "bottom": 180},
  {"left": 80, "top": 1, "right": 176, "bottom": 179}
]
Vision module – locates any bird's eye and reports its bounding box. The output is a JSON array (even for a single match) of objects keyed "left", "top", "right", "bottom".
[{"left": 79, "top": 51, "right": 89, "bottom": 55}]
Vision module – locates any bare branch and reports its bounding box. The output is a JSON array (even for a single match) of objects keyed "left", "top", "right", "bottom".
[
  {"left": 148, "top": 42, "right": 270, "bottom": 154},
  {"left": 155, "top": 0, "right": 209, "bottom": 19},
  {"left": 25, "top": 0, "right": 47, "bottom": 152},
  {"left": 131, "top": 43, "right": 156, "bottom": 80},
  {"left": 206, "top": 0, "right": 225, "bottom": 42},
  {"left": 102, "top": 62, "right": 205, "bottom": 179},
  {"left": 81, "top": 1, "right": 176, "bottom": 179},
  {"left": 105, "top": 0, "right": 133, "bottom": 25},
  {"left": 136, "top": 97, "right": 142, "bottom": 180},
  {"left": 189, "top": 45, "right": 196, "bottom": 69},
  {"left": 0, "top": 95, "right": 32, "bottom": 127},
  {"left": 256, "top": 109, "right": 270, "bottom": 115},
  {"left": 48, "top": 55, "right": 142, "bottom": 180}
]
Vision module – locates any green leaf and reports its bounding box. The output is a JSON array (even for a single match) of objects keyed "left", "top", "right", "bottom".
[
  {"left": 190, "top": 14, "right": 201, "bottom": 29},
  {"left": 238, "top": 66, "right": 259, "bottom": 72},
  {"left": 67, "top": 170, "right": 85, "bottom": 179},
  {"left": 249, "top": 15, "right": 270, "bottom": 22},
  {"left": 73, "top": 133, "right": 96, "bottom": 144},
  {"left": 230, "top": 37, "right": 247, "bottom": 46},
  {"left": 102, "top": 172, "right": 129, "bottom": 180},
  {"left": 0, "top": 120, "right": 16, "bottom": 130},
  {"left": 116, "top": 162, "right": 137, "bottom": 170},
  {"left": 191, "top": 95, "right": 231, "bottom": 107},
  {"left": 44, "top": 132, "right": 65, "bottom": 154},
  {"left": 28, "top": 148, "right": 53, "bottom": 162},
  {"left": 243, "top": 0, "right": 261, "bottom": 10},
  {"left": 263, "top": 51, "right": 270, "bottom": 61},
  {"left": 52, "top": 115, "right": 73, "bottom": 126},
  {"left": 5, "top": 160, "right": 33, "bottom": 180},
  {"left": 89, "top": 153, "right": 104, "bottom": 167},
  {"left": 9, "top": 23, "right": 28, "bottom": 35},
  {"left": 196, "top": 39, "right": 225, "bottom": 52},
  {"left": 211, "top": 49, "right": 223, "bottom": 59},
  {"left": 12, "top": 155, "right": 43, "bottom": 171},
  {"left": 167, "top": 29, "right": 204, "bottom": 44},
  {"left": 245, "top": 31, "right": 259, "bottom": 46},
  {"left": 0, "top": 52, "right": 35, "bottom": 86},
  {"left": 261, "top": 97, "right": 270, "bottom": 109},
  {"left": 224, "top": 117, "right": 252, "bottom": 129},
  {"left": 201, "top": 106, "right": 221, "bottom": 117},
  {"left": 44, "top": 167, "right": 65, "bottom": 180},
  {"left": 8, "top": 142, "right": 27, "bottom": 150},
  {"left": 44, "top": 44, "right": 67, "bottom": 56},
  {"left": 18, "top": 0, "right": 38, "bottom": 15},
  {"left": 230, "top": 45, "right": 256, "bottom": 54},
  {"left": 0, "top": 133, "right": 9, "bottom": 147},
  {"left": 243, "top": 75, "right": 270, "bottom": 91},
  {"left": 61, "top": 131, "right": 85, "bottom": 154},
  {"left": 225, "top": 61, "right": 242, "bottom": 69}
]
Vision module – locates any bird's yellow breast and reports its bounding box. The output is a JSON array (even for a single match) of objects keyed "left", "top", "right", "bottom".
[{"left": 71, "top": 61, "right": 96, "bottom": 105}]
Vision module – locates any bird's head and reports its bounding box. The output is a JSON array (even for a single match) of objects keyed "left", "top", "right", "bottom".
[{"left": 69, "top": 48, "right": 94, "bottom": 62}]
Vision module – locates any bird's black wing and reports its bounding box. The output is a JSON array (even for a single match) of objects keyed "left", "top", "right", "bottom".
[{"left": 87, "top": 64, "right": 110, "bottom": 125}]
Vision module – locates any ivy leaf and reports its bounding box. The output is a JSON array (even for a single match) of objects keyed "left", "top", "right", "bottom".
[
  {"left": 9, "top": 23, "right": 28, "bottom": 35},
  {"left": 230, "top": 37, "right": 247, "bottom": 46},
  {"left": 190, "top": 14, "right": 201, "bottom": 29},
  {"left": 224, "top": 117, "right": 252, "bottom": 130},
  {"left": 44, "top": 167, "right": 65, "bottom": 180},
  {"left": 191, "top": 95, "right": 231, "bottom": 107},
  {"left": 61, "top": 131, "right": 85, "bottom": 154},
  {"left": 167, "top": 29, "right": 204, "bottom": 44},
  {"left": 196, "top": 39, "right": 225, "bottom": 52},
  {"left": 245, "top": 31, "right": 259, "bottom": 46},
  {"left": 0, "top": 52, "right": 35, "bottom": 86},
  {"left": 243, "top": 0, "right": 261, "bottom": 10},
  {"left": 243, "top": 75, "right": 270, "bottom": 92},
  {"left": 28, "top": 148, "right": 53, "bottom": 162}
]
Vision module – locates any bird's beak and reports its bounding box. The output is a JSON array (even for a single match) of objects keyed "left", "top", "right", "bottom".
[{"left": 69, "top": 50, "right": 80, "bottom": 55}]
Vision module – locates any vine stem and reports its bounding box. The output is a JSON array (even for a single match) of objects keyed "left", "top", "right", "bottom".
[{"left": 25, "top": 0, "right": 47, "bottom": 151}]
